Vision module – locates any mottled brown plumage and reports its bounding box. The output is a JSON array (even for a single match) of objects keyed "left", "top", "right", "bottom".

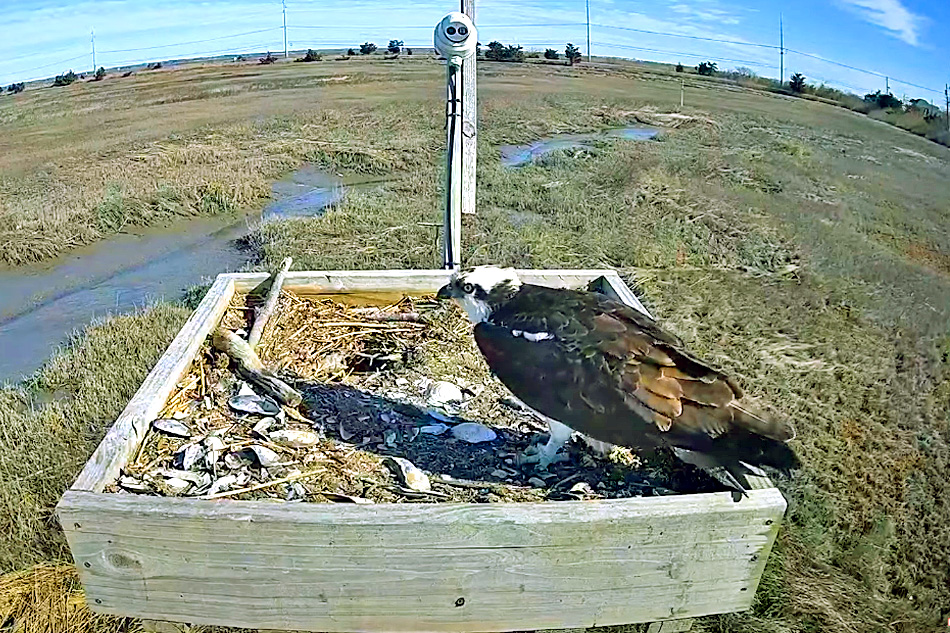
[{"left": 438, "top": 267, "right": 800, "bottom": 492}]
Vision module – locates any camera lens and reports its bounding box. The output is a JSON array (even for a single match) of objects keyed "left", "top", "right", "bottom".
[
  {"left": 446, "top": 26, "right": 456, "bottom": 35},
  {"left": 458, "top": 26, "right": 468, "bottom": 35}
]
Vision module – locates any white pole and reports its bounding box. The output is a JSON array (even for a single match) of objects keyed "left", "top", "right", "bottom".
[
  {"left": 460, "top": 0, "right": 477, "bottom": 216},
  {"left": 680, "top": 78, "right": 684, "bottom": 107},
  {"left": 282, "top": 0, "right": 288, "bottom": 58},
  {"left": 91, "top": 29, "right": 96, "bottom": 71},
  {"left": 779, "top": 14, "right": 784, "bottom": 86},
  {"left": 586, "top": 0, "right": 591, "bottom": 63}
]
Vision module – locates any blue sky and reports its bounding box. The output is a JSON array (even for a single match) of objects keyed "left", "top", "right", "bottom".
[{"left": 1, "top": 0, "right": 947, "bottom": 102}]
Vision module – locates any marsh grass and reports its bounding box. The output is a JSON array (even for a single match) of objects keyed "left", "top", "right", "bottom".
[{"left": 1, "top": 60, "right": 950, "bottom": 632}]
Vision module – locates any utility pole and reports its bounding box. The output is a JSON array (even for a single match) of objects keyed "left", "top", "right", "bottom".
[
  {"left": 91, "top": 29, "right": 96, "bottom": 71},
  {"left": 885, "top": 76, "right": 889, "bottom": 94},
  {"left": 460, "top": 0, "right": 477, "bottom": 216},
  {"left": 779, "top": 14, "right": 784, "bottom": 86},
  {"left": 945, "top": 84, "right": 949, "bottom": 133},
  {"left": 282, "top": 0, "right": 288, "bottom": 58},
  {"left": 586, "top": 0, "right": 591, "bottom": 63}
]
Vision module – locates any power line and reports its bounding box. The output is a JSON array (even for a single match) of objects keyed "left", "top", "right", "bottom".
[
  {"left": 592, "top": 23, "right": 780, "bottom": 50},
  {"left": 593, "top": 41, "right": 777, "bottom": 68},
  {"left": 784, "top": 47, "right": 940, "bottom": 94},
  {"left": 98, "top": 28, "right": 280, "bottom": 54}
]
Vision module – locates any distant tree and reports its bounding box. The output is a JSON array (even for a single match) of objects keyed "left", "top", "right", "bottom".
[
  {"left": 7, "top": 82, "right": 25, "bottom": 94},
  {"left": 544, "top": 48, "right": 560, "bottom": 60},
  {"left": 258, "top": 52, "right": 277, "bottom": 64},
  {"left": 675, "top": 62, "right": 684, "bottom": 72},
  {"left": 387, "top": 40, "right": 403, "bottom": 54},
  {"left": 864, "top": 90, "right": 902, "bottom": 110},
  {"left": 405, "top": 47, "right": 413, "bottom": 55},
  {"left": 53, "top": 70, "right": 77, "bottom": 86},
  {"left": 94, "top": 66, "right": 106, "bottom": 81},
  {"left": 485, "top": 41, "right": 524, "bottom": 62},
  {"left": 696, "top": 61, "right": 717, "bottom": 76},
  {"left": 121, "top": 70, "right": 134, "bottom": 77},
  {"left": 789, "top": 72, "right": 806, "bottom": 93},
  {"left": 360, "top": 42, "right": 377, "bottom": 55},
  {"left": 565, "top": 43, "right": 582, "bottom": 65},
  {"left": 147, "top": 62, "right": 162, "bottom": 70},
  {"left": 346, "top": 48, "right": 356, "bottom": 56},
  {"left": 297, "top": 49, "right": 322, "bottom": 62}
]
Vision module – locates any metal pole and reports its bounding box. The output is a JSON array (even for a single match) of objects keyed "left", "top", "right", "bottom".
[
  {"left": 91, "top": 29, "right": 96, "bottom": 71},
  {"left": 945, "top": 85, "right": 949, "bottom": 133},
  {"left": 282, "top": 0, "right": 288, "bottom": 58},
  {"left": 586, "top": 0, "right": 591, "bottom": 63},
  {"left": 680, "top": 78, "right": 684, "bottom": 108},
  {"left": 885, "top": 76, "right": 889, "bottom": 93},
  {"left": 779, "top": 14, "right": 783, "bottom": 86},
  {"left": 460, "top": 0, "right": 477, "bottom": 216},
  {"left": 444, "top": 63, "right": 463, "bottom": 269}
]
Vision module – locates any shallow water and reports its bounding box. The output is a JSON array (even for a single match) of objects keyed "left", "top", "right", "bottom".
[
  {"left": 500, "top": 125, "right": 659, "bottom": 168},
  {"left": 0, "top": 167, "right": 369, "bottom": 384}
]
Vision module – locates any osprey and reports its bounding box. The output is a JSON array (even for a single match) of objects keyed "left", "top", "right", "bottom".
[{"left": 437, "top": 266, "right": 800, "bottom": 494}]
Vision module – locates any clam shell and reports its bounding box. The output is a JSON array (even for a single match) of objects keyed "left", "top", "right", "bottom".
[
  {"left": 269, "top": 429, "right": 320, "bottom": 449},
  {"left": 224, "top": 450, "right": 254, "bottom": 470},
  {"left": 385, "top": 456, "right": 431, "bottom": 492},
  {"left": 174, "top": 443, "right": 205, "bottom": 471},
  {"left": 419, "top": 422, "right": 449, "bottom": 435},
  {"left": 164, "top": 477, "right": 192, "bottom": 495},
  {"left": 207, "top": 474, "right": 237, "bottom": 496},
  {"left": 151, "top": 418, "right": 191, "bottom": 438},
  {"left": 450, "top": 422, "right": 497, "bottom": 444},
  {"left": 248, "top": 444, "right": 282, "bottom": 467},
  {"left": 425, "top": 381, "right": 464, "bottom": 408},
  {"left": 228, "top": 394, "right": 281, "bottom": 416}
]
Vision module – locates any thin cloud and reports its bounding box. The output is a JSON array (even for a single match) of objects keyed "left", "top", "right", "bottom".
[{"left": 838, "top": 0, "right": 926, "bottom": 46}]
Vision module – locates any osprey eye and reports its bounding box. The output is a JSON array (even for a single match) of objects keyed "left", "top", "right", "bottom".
[{"left": 462, "top": 283, "right": 475, "bottom": 294}]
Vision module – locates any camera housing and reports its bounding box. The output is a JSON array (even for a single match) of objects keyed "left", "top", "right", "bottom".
[{"left": 434, "top": 12, "right": 477, "bottom": 66}]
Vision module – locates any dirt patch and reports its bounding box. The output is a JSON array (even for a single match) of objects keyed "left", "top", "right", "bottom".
[
  {"left": 113, "top": 291, "right": 723, "bottom": 504},
  {"left": 904, "top": 241, "right": 950, "bottom": 275}
]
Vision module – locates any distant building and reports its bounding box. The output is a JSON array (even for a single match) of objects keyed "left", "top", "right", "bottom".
[{"left": 908, "top": 99, "right": 942, "bottom": 117}]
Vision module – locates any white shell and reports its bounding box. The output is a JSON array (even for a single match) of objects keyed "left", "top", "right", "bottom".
[
  {"left": 425, "top": 381, "right": 464, "bottom": 408},
  {"left": 419, "top": 423, "right": 449, "bottom": 435},
  {"left": 151, "top": 418, "right": 191, "bottom": 438},
  {"left": 207, "top": 474, "right": 237, "bottom": 496},
  {"left": 174, "top": 443, "right": 204, "bottom": 471},
  {"left": 450, "top": 422, "right": 497, "bottom": 444},
  {"left": 224, "top": 450, "right": 254, "bottom": 470},
  {"left": 269, "top": 429, "right": 320, "bottom": 448},
  {"left": 164, "top": 477, "right": 192, "bottom": 495},
  {"left": 386, "top": 456, "right": 431, "bottom": 492},
  {"left": 248, "top": 444, "right": 282, "bottom": 467}
]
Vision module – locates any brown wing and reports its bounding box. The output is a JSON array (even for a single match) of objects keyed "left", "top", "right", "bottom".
[{"left": 591, "top": 306, "right": 795, "bottom": 445}]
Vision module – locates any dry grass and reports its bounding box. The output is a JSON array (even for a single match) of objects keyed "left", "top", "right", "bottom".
[{"left": 1, "top": 58, "right": 950, "bottom": 632}]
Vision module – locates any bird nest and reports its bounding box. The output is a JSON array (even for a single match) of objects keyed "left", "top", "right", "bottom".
[{"left": 112, "top": 291, "right": 724, "bottom": 504}]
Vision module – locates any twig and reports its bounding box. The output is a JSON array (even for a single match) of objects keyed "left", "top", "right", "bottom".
[
  {"left": 212, "top": 328, "right": 302, "bottom": 407},
  {"left": 248, "top": 257, "right": 292, "bottom": 349},
  {"left": 313, "top": 321, "right": 425, "bottom": 329},
  {"left": 199, "top": 467, "right": 327, "bottom": 500}
]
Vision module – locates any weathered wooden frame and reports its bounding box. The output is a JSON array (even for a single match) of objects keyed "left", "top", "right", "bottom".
[{"left": 57, "top": 269, "right": 786, "bottom": 633}]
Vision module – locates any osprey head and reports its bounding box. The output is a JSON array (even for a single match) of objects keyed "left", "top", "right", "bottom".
[{"left": 436, "top": 265, "right": 522, "bottom": 323}]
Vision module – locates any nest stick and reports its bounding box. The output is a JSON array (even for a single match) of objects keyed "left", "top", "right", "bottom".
[
  {"left": 248, "top": 256, "right": 293, "bottom": 349},
  {"left": 211, "top": 327, "right": 302, "bottom": 407}
]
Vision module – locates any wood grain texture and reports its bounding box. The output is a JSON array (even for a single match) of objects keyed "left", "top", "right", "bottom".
[
  {"left": 67, "top": 275, "right": 235, "bottom": 493},
  {"left": 460, "top": 0, "right": 476, "bottom": 216},
  {"left": 247, "top": 256, "right": 293, "bottom": 349},
  {"left": 59, "top": 489, "right": 785, "bottom": 632}
]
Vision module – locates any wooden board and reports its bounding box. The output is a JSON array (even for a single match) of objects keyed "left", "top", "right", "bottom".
[
  {"left": 59, "top": 488, "right": 784, "bottom": 632},
  {"left": 70, "top": 275, "right": 236, "bottom": 493}
]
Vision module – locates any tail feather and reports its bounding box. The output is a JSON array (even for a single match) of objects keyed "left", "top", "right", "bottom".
[{"left": 730, "top": 403, "right": 796, "bottom": 442}]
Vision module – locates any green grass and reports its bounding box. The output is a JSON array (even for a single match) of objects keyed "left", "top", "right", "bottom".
[{"left": 1, "top": 58, "right": 950, "bottom": 632}]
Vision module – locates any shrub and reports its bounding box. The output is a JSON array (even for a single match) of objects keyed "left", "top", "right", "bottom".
[
  {"left": 259, "top": 52, "right": 277, "bottom": 64},
  {"left": 544, "top": 48, "right": 560, "bottom": 60},
  {"left": 359, "top": 42, "right": 377, "bottom": 55},
  {"left": 789, "top": 72, "right": 806, "bottom": 93},
  {"left": 485, "top": 41, "right": 524, "bottom": 62},
  {"left": 696, "top": 61, "right": 717, "bottom": 76},
  {"left": 675, "top": 62, "right": 684, "bottom": 72},
  {"left": 347, "top": 48, "right": 356, "bottom": 56},
  {"left": 53, "top": 70, "right": 77, "bottom": 87},
  {"left": 565, "top": 43, "right": 582, "bottom": 65},
  {"left": 406, "top": 47, "right": 413, "bottom": 55},
  {"left": 93, "top": 66, "right": 106, "bottom": 81},
  {"left": 7, "top": 82, "right": 24, "bottom": 94},
  {"left": 387, "top": 40, "right": 403, "bottom": 54},
  {"left": 297, "top": 49, "right": 322, "bottom": 62},
  {"left": 864, "top": 90, "right": 902, "bottom": 110}
]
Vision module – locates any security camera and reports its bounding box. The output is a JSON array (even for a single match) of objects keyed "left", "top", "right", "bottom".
[{"left": 434, "top": 12, "right": 477, "bottom": 66}]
